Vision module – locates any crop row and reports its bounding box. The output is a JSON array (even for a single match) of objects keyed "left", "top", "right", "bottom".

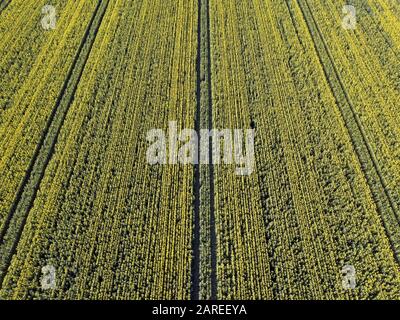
[
  {"left": 0, "top": 0, "right": 110, "bottom": 284},
  {"left": 1, "top": 0, "right": 399, "bottom": 300},
  {"left": 209, "top": 0, "right": 400, "bottom": 299},
  {"left": 0, "top": 0, "right": 198, "bottom": 299},
  {"left": 305, "top": 0, "right": 400, "bottom": 216},
  {"left": 350, "top": 0, "right": 400, "bottom": 91},
  {"left": 0, "top": 0, "right": 100, "bottom": 239}
]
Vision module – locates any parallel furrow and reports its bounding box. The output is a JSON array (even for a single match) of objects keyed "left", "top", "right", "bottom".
[
  {"left": 0, "top": 0, "right": 110, "bottom": 285},
  {"left": 297, "top": 0, "right": 400, "bottom": 260}
]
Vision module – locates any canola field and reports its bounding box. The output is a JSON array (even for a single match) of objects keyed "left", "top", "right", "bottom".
[{"left": 0, "top": 0, "right": 400, "bottom": 300}]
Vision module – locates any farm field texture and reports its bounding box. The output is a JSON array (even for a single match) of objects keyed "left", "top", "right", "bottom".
[{"left": 0, "top": 0, "right": 400, "bottom": 300}]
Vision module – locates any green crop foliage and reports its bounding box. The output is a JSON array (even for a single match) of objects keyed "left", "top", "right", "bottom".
[{"left": 0, "top": 0, "right": 399, "bottom": 300}]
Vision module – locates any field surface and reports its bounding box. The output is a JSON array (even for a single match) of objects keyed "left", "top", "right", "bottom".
[{"left": 0, "top": 0, "right": 399, "bottom": 299}]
